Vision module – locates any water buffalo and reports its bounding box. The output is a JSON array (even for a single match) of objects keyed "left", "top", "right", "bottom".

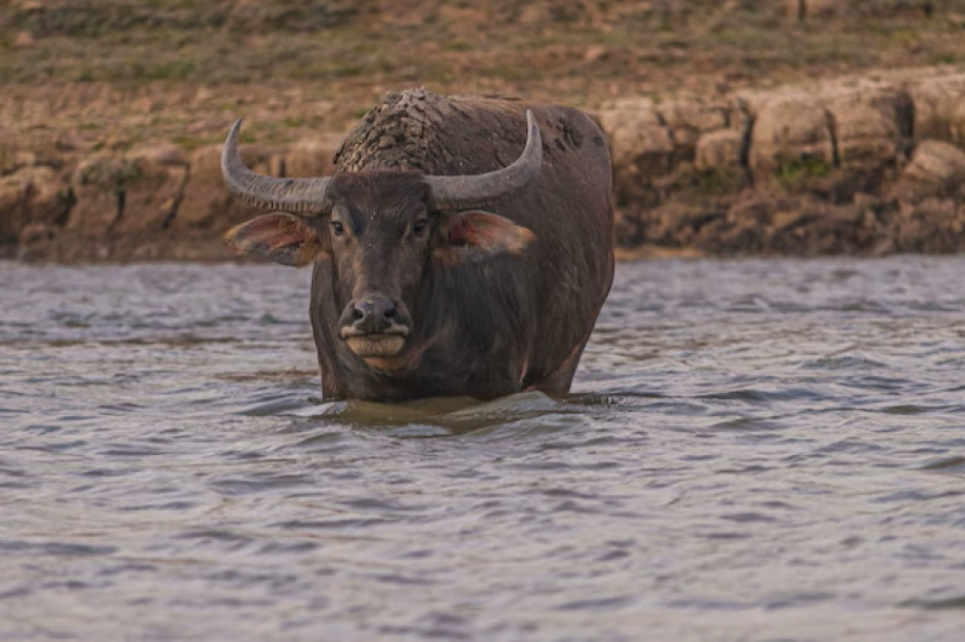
[{"left": 222, "top": 89, "right": 613, "bottom": 401}]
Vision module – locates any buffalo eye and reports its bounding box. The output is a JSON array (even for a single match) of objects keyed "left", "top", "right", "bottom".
[
  {"left": 331, "top": 221, "right": 345, "bottom": 237},
  {"left": 412, "top": 219, "right": 428, "bottom": 236}
]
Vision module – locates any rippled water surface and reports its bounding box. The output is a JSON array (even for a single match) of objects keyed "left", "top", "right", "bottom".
[{"left": 2, "top": 258, "right": 965, "bottom": 641}]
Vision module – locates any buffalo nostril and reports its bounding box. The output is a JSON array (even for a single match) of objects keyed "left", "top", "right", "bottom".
[{"left": 345, "top": 295, "right": 402, "bottom": 333}]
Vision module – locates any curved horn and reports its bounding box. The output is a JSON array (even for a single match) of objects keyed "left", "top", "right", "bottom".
[
  {"left": 426, "top": 109, "right": 543, "bottom": 210},
  {"left": 221, "top": 119, "right": 331, "bottom": 213}
]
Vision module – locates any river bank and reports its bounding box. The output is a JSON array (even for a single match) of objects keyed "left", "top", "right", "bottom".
[{"left": 2, "top": 0, "right": 964, "bottom": 261}]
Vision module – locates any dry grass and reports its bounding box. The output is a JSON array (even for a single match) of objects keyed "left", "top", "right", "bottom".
[{"left": 1, "top": 0, "right": 964, "bottom": 152}]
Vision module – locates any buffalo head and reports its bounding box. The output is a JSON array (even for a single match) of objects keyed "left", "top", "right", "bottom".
[{"left": 221, "top": 112, "right": 541, "bottom": 366}]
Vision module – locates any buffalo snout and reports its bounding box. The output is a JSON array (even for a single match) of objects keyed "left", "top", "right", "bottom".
[
  {"left": 349, "top": 294, "right": 397, "bottom": 332},
  {"left": 339, "top": 293, "right": 411, "bottom": 359}
]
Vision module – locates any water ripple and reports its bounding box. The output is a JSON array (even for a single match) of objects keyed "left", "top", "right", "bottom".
[{"left": 1, "top": 258, "right": 964, "bottom": 641}]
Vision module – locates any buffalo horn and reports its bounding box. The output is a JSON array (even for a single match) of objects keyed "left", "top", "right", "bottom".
[
  {"left": 426, "top": 110, "right": 542, "bottom": 210},
  {"left": 220, "top": 109, "right": 542, "bottom": 214},
  {"left": 221, "top": 119, "right": 331, "bottom": 213}
]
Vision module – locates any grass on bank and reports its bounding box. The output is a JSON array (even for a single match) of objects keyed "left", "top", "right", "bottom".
[
  {"left": 2, "top": 0, "right": 965, "bottom": 153},
  {"left": 2, "top": 1, "right": 965, "bottom": 89}
]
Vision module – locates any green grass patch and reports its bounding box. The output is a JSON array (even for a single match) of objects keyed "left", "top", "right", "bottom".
[{"left": 776, "top": 156, "right": 832, "bottom": 190}]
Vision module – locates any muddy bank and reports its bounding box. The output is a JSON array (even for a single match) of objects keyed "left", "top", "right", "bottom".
[
  {"left": 602, "top": 71, "right": 965, "bottom": 257},
  {"left": 5, "top": 70, "right": 965, "bottom": 261}
]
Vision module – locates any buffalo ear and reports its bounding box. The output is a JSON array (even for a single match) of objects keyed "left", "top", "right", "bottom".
[
  {"left": 433, "top": 210, "right": 535, "bottom": 264},
  {"left": 224, "top": 212, "right": 328, "bottom": 267}
]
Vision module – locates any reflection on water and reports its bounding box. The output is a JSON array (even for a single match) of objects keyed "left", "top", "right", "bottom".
[{"left": 1, "top": 258, "right": 964, "bottom": 641}]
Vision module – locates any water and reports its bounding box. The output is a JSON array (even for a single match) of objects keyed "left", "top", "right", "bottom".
[{"left": 1, "top": 257, "right": 964, "bottom": 641}]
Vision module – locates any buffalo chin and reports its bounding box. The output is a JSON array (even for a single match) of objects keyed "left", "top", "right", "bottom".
[{"left": 345, "top": 334, "right": 406, "bottom": 360}]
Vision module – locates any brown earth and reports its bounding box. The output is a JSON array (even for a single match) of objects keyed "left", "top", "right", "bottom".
[{"left": 2, "top": 0, "right": 965, "bottom": 261}]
